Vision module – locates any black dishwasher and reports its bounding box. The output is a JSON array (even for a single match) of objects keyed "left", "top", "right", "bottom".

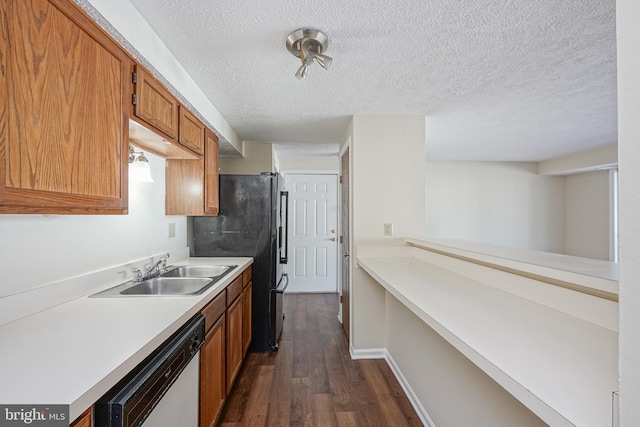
[{"left": 94, "top": 314, "right": 205, "bottom": 427}]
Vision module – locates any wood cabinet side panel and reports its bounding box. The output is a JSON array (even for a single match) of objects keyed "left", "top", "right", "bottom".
[{"left": 204, "top": 130, "right": 219, "bottom": 215}]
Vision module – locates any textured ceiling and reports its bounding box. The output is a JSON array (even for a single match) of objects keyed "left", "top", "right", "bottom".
[{"left": 128, "top": 0, "right": 616, "bottom": 161}]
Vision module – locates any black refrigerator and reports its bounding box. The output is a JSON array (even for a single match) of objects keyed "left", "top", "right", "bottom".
[{"left": 192, "top": 172, "right": 289, "bottom": 352}]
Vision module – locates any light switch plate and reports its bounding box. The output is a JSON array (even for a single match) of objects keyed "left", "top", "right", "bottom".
[
  {"left": 384, "top": 223, "right": 393, "bottom": 236},
  {"left": 168, "top": 222, "right": 176, "bottom": 238}
]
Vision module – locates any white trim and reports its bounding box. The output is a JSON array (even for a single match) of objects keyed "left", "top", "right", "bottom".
[
  {"left": 281, "top": 169, "right": 339, "bottom": 176},
  {"left": 350, "top": 347, "right": 436, "bottom": 427},
  {"left": 385, "top": 350, "right": 437, "bottom": 427},
  {"left": 609, "top": 169, "right": 619, "bottom": 263},
  {"left": 350, "top": 347, "right": 386, "bottom": 360},
  {"left": 338, "top": 137, "right": 353, "bottom": 350},
  {"left": 339, "top": 138, "right": 351, "bottom": 157}
]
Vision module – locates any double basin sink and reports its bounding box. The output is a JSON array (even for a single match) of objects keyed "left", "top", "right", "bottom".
[{"left": 92, "top": 265, "right": 237, "bottom": 297}]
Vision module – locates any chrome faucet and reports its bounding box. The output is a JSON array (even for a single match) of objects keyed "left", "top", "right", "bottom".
[
  {"left": 132, "top": 253, "right": 170, "bottom": 282},
  {"left": 145, "top": 253, "right": 170, "bottom": 279}
]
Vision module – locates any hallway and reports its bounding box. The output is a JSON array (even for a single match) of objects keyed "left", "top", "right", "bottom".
[{"left": 219, "top": 293, "right": 422, "bottom": 426}]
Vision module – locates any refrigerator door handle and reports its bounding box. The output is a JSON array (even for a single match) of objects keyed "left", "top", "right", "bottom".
[
  {"left": 275, "top": 273, "right": 289, "bottom": 294},
  {"left": 279, "top": 191, "right": 289, "bottom": 264}
]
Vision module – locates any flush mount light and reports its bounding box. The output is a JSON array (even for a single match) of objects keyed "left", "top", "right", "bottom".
[
  {"left": 286, "top": 28, "right": 333, "bottom": 80},
  {"left": 128, "top": 145, "right": 154, "bottom": 183}
]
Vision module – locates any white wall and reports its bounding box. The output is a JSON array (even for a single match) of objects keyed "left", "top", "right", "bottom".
[
  {"left": 565, "top": 170, "right": 611, "bottom": 260},
  {"left": 617, "top": 0, "right": 640, "bottom": 424},
  {"left": 350, "top": 115, "right": 427, "bottom": 350},
  {"left": 426, "top": 161, "right": 566, "bottom": 253},
  {"left": 219, "top": 142, "right": 274, "bottom": 174},
  {"left": 0, "top": 152, "right": 187, "bottom": 297},
  {"left": 279, "top": 157, "right": 339, "bottom": 171},
  {"left": 386, "top": 296, "right": 547, "bottom": 427}
]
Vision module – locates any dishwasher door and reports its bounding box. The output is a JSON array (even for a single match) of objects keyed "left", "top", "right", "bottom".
[{"left": 140, "top": 353, "right": 199, "bottom": 427}]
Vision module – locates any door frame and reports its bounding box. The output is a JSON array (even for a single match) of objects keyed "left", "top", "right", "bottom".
[
  {"left": 337, "top": 138, "right": 352, "bottom": 340},
  {"left": 281, "top": 170, "right": 340, "bottom": 293}
]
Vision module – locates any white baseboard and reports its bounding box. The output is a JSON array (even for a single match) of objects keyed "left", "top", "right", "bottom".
[
  {"left": 351, "top": 347, "right": 386, "bottom": 360},
  {"left": 384, "top": 350, "right": 437, "bottom": 427},
  {"left": 350, "top": 347, "right": 436, "bottom": 427}
]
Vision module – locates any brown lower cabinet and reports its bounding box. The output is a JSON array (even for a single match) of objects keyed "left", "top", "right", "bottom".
[
  {"left": 200, "top": 265, "right": 252, "bottom": 426},
  {"left": 242, "top": 281, "right": 253, "bottom": 355},
  {"left": 225, "top": 294, "right": 244, "bottom": 392},
  {"left": 200, "top": 314, "right": 226, "bottom": 427},
  {"left": 70, "top": 408, "right": 91, "bottom": 427}
]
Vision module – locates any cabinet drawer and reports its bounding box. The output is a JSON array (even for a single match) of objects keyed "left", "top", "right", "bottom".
[
  {"left": 226, "top": 276, "right": 243, "bottom": 306},
  {"left": 201, "top": 291, "right": 226, "bottom": 332},
  {"left": 242, "top": 267, "right": 252, "bottom": 288}
]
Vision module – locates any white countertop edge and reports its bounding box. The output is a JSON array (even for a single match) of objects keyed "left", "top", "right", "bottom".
[
  {"left": 407, "top": 238, "right": 618, "bottom": 296},
  {"left": 356, "top": 253, "right": 615, "bottom": 427}
]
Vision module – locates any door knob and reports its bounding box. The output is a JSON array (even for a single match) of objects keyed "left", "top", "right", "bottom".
[
  {"left": 331, "top": 229, "right": 336, "bottom": 234},
  {"left": 344, "top": 251, "right": 350, "bottom": 257},
  {"left": 330, "top": 237, "right": 336, "bottom": 241}
]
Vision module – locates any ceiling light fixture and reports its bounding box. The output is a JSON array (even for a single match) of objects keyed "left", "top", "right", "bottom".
[{"left": 286, "top": 28, "right": 332, "bottom": 80}]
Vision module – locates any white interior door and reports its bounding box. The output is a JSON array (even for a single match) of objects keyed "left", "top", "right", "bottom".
[{"left": 285, "top": 174, "right": 338, "bottom": 293}]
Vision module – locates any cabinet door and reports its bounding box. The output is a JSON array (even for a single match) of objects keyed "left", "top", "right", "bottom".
[
  {"left": 165, "top": 128, "right": 219, "bottom": 216},
  {"left": 132, "top": 65, "right": 179, "bottom": 140},
  {"left": 200, "top": 315, "right": 226, "bottom": 427},
  {"left": 204, "top": 130, "right": 219, "bottom": 215},
  {"left": 179, "top": 106, "right": 205, "bottom": 155},
  {"left": 242, "top": 280, "right": 252, "bottom": 355},
  {"left": 226, "top": 295, "right": 243, "bottom": 392},
  {"left": 165, "top": 157, "right": 204, "bottom": 215},
  {"left": 70, "top": 408, "right": 91, "bottom": 427},
  {"left": 0, "top": 0, "right": 129, "bottom": 214}
]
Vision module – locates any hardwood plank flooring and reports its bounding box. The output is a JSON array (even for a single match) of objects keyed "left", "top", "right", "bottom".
[{"left": 219, "top": 293, "right": 422, "bottom": 427}]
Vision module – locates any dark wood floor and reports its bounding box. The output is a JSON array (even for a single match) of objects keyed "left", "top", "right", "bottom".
[{"left": 219, "top": 293, "right": 422, "bottom": 427}]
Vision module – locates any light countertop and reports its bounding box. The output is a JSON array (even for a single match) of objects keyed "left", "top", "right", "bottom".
[
  {"left": 0, "top": 257, "right": 252, "bottom": 421},
  {"left": 357, "top": 246, "right": 618, "bottom": 427},
  {"left": 407, "top": 237, "right": 618, "bottom": 299}
]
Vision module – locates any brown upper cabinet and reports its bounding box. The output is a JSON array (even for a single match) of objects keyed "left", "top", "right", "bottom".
[
  {"left": 129, "top": 65, "right": 201, "bottom": 160},
  {"left": 0, "top": 0, "right": 130, "bottom": 214},
  {"left": 179, "top": 106, "right": 205, "bottom": 155},
  {"left": 165, "top": 129, "right": 219, "bottom": 216},
  {"left": 131, "top": 65, "right": 179, "bottom": 141}
]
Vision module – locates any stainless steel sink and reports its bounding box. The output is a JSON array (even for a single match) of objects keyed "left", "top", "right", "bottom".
[
  {"left": 90, "top": 265, "right": 237, "bottom": 297},
  {"left": 161, "top": 265, "right": 236, "bottom": 279},
  {"left": 91, "top": 276, "right": 220, "bottom": 297},
  {"left": 119, "top": 277, "right": 215, "bottom": 295}
]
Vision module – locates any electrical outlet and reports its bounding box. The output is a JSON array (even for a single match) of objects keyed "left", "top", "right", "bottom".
[
  {"left": 384, "top": 223, "right": 393, "bottom": 236},
  {"left": 168, "top": 222, "right": 176, "bottom": 238}
]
